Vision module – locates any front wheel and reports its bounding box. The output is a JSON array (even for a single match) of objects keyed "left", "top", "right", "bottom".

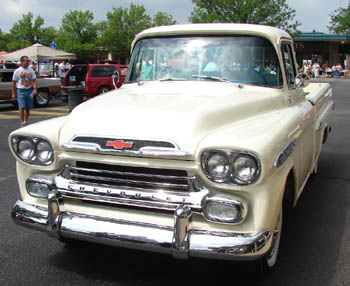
[
  {"left": 35, "top": 89, "right": 50, "bottom": 107},
  {"left": 253, "top": 206, "right": 282, "bottom": 276}
]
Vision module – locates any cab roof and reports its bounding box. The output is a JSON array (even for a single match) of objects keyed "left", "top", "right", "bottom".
[{"left": 131, "top": 23, "right": 292, "bottom": 51}]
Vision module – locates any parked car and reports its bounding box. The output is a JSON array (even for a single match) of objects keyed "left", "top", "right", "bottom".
[
  {"left": 10, "top": 24, "right": 334, "bottom": 275},
  {"left": 61, "top": 64, "right": 128, "bottom": 101},
  {"left": 0, "top": 77, "right": 61, "bottom": 107}
]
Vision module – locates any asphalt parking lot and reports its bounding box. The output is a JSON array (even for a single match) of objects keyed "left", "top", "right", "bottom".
[{"left": 0, "top": 78, "right": 349, "bottom": 286}]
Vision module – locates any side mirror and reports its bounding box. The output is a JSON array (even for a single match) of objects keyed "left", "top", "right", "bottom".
[
  {"left": 295, "top": 73, "right": 310, "bottom": 88},
  {"left": 112, "top": 70, "right": 120, "bottom": 89}
]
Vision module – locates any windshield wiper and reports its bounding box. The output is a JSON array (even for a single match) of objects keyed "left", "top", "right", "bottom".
[
  {"left": 192, "top": 75, "right": 245, "bottom": 88},
  {"left": 160, "top": 78, "right": 188, "bottom": 81},
  {"left": 192, "top": 74, "right": 230, "bottom": 82}
]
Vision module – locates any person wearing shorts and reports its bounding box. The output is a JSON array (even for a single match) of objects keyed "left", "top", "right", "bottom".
[{"left": 11, "top": 56, "right": 37, "bottom": 126}]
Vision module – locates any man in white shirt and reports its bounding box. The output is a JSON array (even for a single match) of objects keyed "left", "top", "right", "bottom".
[
  {"left": 58, "top": 61, "right": 68, "bottom": 82},
  {"left": 11, "top": 55, "right": 37, "bottom": 126}
]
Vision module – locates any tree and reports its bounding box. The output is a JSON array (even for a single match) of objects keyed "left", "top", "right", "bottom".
[
  {"left": 189, "top": 0, "right": 300, "bottom": 33},
  {"left": 101, "top": 4, "right": 177, "bottom": 56},
  {"left": 0, "top": 30, "right": 7, "bottom": 51},
  {"left": 7, "top": 12, "right": 57, "bottom": 51},
  {"left": 101, "top": 4, "right": 153, "bottom": 56},
  {"left": 328, "top": 2, "right": 350, "bottom": 34},
  {"left": 152, "top": 12, "right": 177, "bottom": 27},
  {"left": 55, "top": 10, "right": 101, "bottom": 61}
]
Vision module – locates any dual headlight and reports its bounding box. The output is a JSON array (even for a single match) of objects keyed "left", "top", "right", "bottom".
[
  {"left": 11, "top": 136, "right": 54, "bottom": 166},
  {"left": 201, "top": 150, "right": 260, "bottom": 185}
]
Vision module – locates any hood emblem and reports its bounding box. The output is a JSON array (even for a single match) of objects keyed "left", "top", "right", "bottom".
[{"left": 106, "top": 140, "right": 134, "bottom": 150}]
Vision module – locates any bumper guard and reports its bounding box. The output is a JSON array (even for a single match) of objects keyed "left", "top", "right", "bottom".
[{"left": 11, "top": 193, "right": 272, "bottom": 261}]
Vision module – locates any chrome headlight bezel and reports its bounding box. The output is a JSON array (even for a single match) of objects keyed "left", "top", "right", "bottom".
[
  {"left": 203, "top": 197, "right": 244, "bottom": 224},
  {"left": 11, "top": 135, "right": 55, "bottom": 166},
  {"left": 201, "top": 149, "right": 260, "bottom": 185}
]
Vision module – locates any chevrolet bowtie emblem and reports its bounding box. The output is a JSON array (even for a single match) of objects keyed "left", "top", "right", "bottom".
[{"left": 106, "top": 140, "right": 134, "bottom": 150}]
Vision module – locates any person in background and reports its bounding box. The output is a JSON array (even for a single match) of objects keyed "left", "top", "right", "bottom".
[
  {"left": 11, "top": 55, "right": 37, "bottom": 126},
  {"left": 335, "top": 63, "right": 343, "bottom": 78},
  {"left": 54, "top": 62, "right": 59, "bottom": 78},
  {"left": 58, "top": 61, "right": 68, "bottom": 82},
  {"left": 29, "top": 61, "right": 38, "bottom": 75},
  {"left": 332, "top": 65, "right": 336, "bottom": 78}
]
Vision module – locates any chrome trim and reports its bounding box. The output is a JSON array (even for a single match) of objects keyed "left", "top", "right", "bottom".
[
  {"left": 11, "top": 200, "right": 48, "bottom": 231},
  {"left": 59, "top": 163, "right": 199, "bottom": 194},
  {"left": 62, "top": 135, "right": 190, "bottom": 157},
  {"left": 172, "top": 205, "right": 192, "bottom": 259},
  {"left": 316, "top": 101, "right": 335, "bottom": 131},
  {"left": 274, "top": 139, "right": 296, "bottom": 168},
  {"left": 70, "top": 172, "right": 189, "bottom": 189},
  {"left": 203, "top": 197, "right": 244, "bottom": 224},
  {"left": 10, "top": 135, "right": 55, "bottom": 166},
  {"left": 26, "top": 177, "right": 54, "bottom": 198},
  {"left": 55, "top": 175, "right": 208, "bottom": 212},
  {"left": 67, "top": 165, "right": 194, "bottom": 182},
  {"left": 11, "top": 200, "right": 272, "bottom": 261},
  {"left": 47, "top": 190, "right": 64, "bottom": 239},
  {"left": 201, "top": 149, "right": 261, "bottom": 185}
]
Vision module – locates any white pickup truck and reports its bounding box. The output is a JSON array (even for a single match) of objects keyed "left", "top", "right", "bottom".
[{"left": 9, "top": 24, "right": 334, "bottom": 273}]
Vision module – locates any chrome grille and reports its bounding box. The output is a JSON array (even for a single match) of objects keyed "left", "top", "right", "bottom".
[{"left": 62, "top": 162, "right": 195, "bottom": 192}]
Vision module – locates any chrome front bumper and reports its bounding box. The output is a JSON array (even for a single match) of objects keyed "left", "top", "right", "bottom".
[{"left": 11, "top": 197, "right": 272, "bottom": 261}]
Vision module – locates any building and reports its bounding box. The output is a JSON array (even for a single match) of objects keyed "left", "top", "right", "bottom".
[{"left": 294, "top": 31, "right": 350, "bottom": 73}]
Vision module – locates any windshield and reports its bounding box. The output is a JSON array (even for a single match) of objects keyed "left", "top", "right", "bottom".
[{"left": 126, "top": 36, "right": 282, "bottom": 87}]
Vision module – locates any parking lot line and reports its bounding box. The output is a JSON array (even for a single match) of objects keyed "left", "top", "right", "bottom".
[
  {"left": 29, "top": 111, "right": 68, "bottom": 116},
  {"left": 0, "top": 114, "right": 18, "bottom": 119},
  {"left": 45, "top": 107, "right": 69, "bottom": 111}
]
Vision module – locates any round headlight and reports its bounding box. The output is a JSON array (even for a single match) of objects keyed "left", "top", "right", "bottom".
[
  {"left": 232, "top": 155, "right": 258, "bottom": 183},
  {"left": 17, "top": 139, "right": 35, "bottom": 161},
  {"left": 204, "top": 152, "right": 230, "bottom": 182},
  {"left": 36, "top": 140, "right": 53, "bottom": 163}
]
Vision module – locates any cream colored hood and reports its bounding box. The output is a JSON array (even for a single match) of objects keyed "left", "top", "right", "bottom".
[{"left": 59, "top": 81, "right": 281, "bottom": 155}]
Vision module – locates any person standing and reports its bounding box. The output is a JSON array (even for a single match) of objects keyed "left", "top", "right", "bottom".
[
  {"left": 11, "top": 55, "right": 37, "bottom": 126},
  {"left": 58, "top": 61, "right": 68, "bottom": 82}
]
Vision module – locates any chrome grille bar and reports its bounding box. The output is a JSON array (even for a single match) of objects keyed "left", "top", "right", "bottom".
[
  {"left": 61, "top": 162, "right": 197, "bottom": 193},
  {"left": 69, "top": 165, "right": 194, "bottom": 181},
  {"left": 70, "top": 173, "right": 189, "bottom": 189}
]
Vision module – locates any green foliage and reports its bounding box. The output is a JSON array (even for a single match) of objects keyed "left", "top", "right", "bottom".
[
  {"left": 55, "top": 10, "right": 101, "bottom": 61},
  {"left": 1, "top": 5, "right": 178, "bottom": 59},
  {"left": 5, "top": 12, "right": 56, "bottom": 51},
  {"left": 101, "top": 4, "right": 177, "bottom": 56},
  {"left": 0, "top": 30, "right": 8, "bottom": 51},
  {"left": 189, "top": 0, "right": 300, "bottom": 34},
  {"left": 152, "top": 12, "right": 177, "bottom": 27},
  {"left": 101, "top": 3, "right": 153, "bottom": 56},
  {"left": 10, "top": 12, "right": 44, "bottom": 44},
  {"left": 328, "top": 3, "right": 350, "bottom": 34}
]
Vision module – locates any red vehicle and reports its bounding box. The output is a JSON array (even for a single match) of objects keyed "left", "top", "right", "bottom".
[{"left": 62, "top": 64, "right": 128, "bottom": 99}]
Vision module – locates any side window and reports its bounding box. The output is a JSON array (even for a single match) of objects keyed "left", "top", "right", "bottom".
[
  {"left": 281, "top": 44, "right": 296, "bottom": 88},
  {"left": 91, "top": 66, "right": 116, "bottom": 77}
]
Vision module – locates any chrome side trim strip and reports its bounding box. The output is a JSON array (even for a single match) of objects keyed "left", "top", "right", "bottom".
[
  {"left": 316, "top": 101, "right": 335, "bottom": 131},
  {"left": 274, "top": 139, "right": 297, "bottom": 168},
  {"left": 11, "top": 200, "right": 272, "bottom": 261}
]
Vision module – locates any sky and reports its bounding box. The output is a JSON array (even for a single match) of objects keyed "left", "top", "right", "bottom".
[{"left": 0, "top": 0, "right": 349, "bottom": 34}]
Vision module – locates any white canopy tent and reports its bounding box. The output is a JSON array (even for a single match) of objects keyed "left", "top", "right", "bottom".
[{"left": 0, "top": 43, "right": 76, "bottom": 61}]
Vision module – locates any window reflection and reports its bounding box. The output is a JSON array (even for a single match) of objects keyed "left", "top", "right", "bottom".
[{"left": 127, "top": 36, "right": 283, "bottom": 87}]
